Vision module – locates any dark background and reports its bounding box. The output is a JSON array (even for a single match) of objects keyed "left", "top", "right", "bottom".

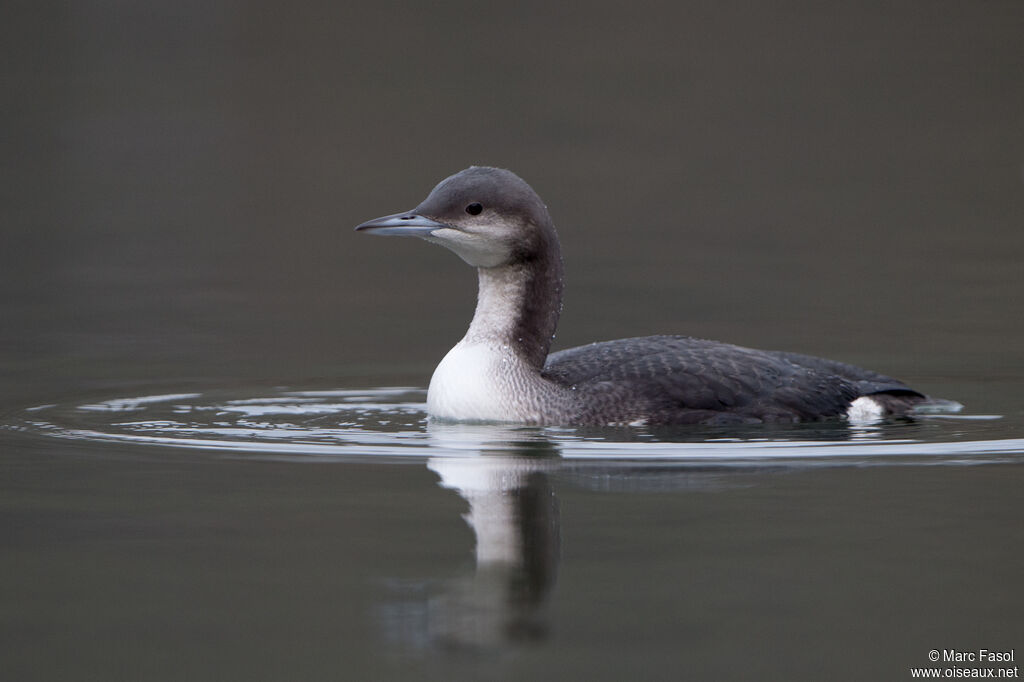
[
  {"left": 2, "top": 2, "right": 1023, "bottom": 681},
  {"left": 4, "top": 1, "right": 1022, "bottom": 408}
]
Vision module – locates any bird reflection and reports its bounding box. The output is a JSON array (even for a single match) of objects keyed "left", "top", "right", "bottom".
[
  {"left": 377, "top": 423, "right": 561, "bottom": 653},
  {"left": 375, "top": 419, "right": 899, "bottom": 654}
]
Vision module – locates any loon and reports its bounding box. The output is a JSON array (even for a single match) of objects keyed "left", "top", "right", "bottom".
[{"left": 355, "top": 166, "right": 929, "bottom": 426}]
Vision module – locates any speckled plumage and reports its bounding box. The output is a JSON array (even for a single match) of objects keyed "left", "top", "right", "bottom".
[{"left": 356, "top": 166, "right": 929, "bottom": 426}]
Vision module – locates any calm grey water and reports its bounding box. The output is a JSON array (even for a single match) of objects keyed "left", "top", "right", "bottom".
[{"left": 3, "top": 2, "right": 1023, "bottom": 680}]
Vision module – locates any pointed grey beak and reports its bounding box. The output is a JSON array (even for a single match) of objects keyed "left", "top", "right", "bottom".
[{"left": 354, "top": 212, "right": 450, "bottom": 237}]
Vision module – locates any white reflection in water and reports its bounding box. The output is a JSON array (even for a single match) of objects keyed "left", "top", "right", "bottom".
[
  {"left": 405, "top": 453, "right": 560, "bottom": 650},
  {"left": 77, "top": 393, "right": 202, "bottom": 412}
]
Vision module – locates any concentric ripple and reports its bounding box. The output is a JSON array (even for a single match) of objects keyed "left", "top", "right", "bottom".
[{"left": 5, "top": 386, "right": 1024, "bottom": 466}]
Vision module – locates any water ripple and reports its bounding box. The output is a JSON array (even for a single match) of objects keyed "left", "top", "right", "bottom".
[{"left": 3, "top": 386, "right": 1022, "bottom": 467}]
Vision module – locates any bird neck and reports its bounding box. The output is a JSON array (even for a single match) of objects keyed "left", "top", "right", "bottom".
[{"left": 465, "top": 246, "right": 563, "bottom": 371}]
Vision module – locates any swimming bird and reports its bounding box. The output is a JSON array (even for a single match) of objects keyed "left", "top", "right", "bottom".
[{"left": 355, "top": 166, "right": 928, "bottom": 426}]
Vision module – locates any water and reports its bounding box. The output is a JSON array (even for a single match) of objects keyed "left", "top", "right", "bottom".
[
  {"left": 5, "top": 387, "right": 1023, "bottom": 465},
  {"left": 4, "top": 385, "right": 1024, "bottom": 680},
  {"left": 3, "top": 1, "right": 1024, "bottom": 680}
]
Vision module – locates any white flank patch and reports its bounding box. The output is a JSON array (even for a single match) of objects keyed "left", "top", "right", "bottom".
[{"left": 846, "top": 396, "right": 885, "bottom": 424}]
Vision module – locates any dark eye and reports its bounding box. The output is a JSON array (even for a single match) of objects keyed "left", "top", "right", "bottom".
[{"left": 465, "top": 202, "right": 483, "bottom": 215}]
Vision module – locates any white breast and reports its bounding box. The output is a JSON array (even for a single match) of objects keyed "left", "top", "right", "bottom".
[{"left": 427, "top": 341, "right": 527, "bottom": 422}]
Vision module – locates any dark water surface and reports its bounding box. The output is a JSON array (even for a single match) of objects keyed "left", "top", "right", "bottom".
[{"left": 3, "top": 1, "right": 1023, "bottom": 680}]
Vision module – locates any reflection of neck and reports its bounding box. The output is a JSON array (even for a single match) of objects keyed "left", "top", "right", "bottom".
[
  {"left": 428, "top": 456, "right": 557, "bottom": 571},
  {"left": 470, "top": 477, "right": 530, "bottom": 565},
  {"left": 426, "top": 454, "right": 560, "bottom": 648}
]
